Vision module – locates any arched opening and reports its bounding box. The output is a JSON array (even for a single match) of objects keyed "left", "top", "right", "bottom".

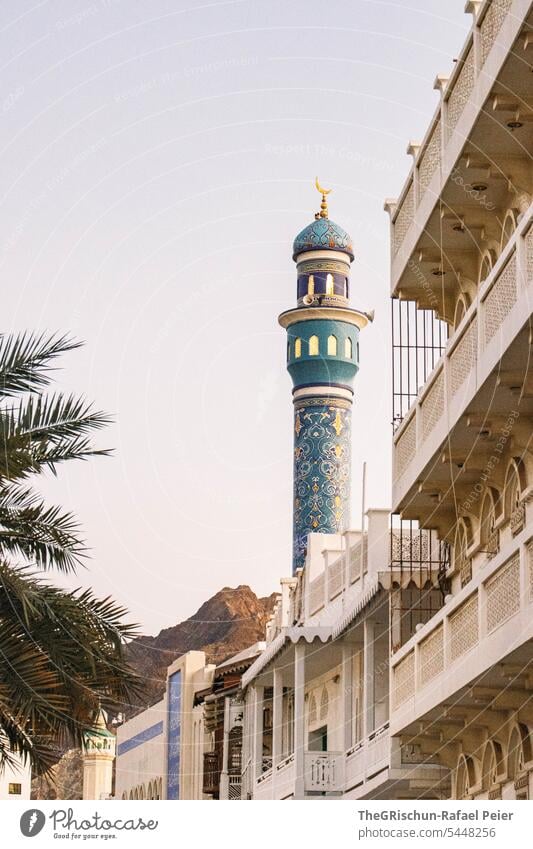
[
  {"left": 308, "top": 693, "right": 317, "bottom": 725},
  {"left": 504, "top": 459, "right": 526, "bottom": 536},
  {"left": 294, "top": 338, "right": 302, "bottom": 358},
  {"left": 319, "top": 686, "right": 329, "bottom": 721},
  {"left": 453, "top": 294, "right": 470, "bottom": 330},
  {"left": 327, "top": 335, "right": 337, "bottom": 356},
  {"left": 326, "top": 274, "right": 334, "bottom": 296},
  {"left": 508, "top": 723, "right": 532, "bottom": 789},
  {"left": 344, "top": 337, "right": 352, "bottom": 358},
  {"left": 309, "top": 335, "right": 319, "bottom": 356},
  {"left": 478, "top": 249, "right": 494, "bottom": 286},
  {"left": 455, "top": 754, "right": 477, "bottom": 799},
  {"left": 501, "top": 209, "right": 517, "bottom": 252},
  {"left": 481, "top": 740, "right": 504, "bottom": 796},
  {"left": 479, "top": 488, "right": 499, "bottom": 559},
  {"left": 454, "top": 520, "right": 472, "bottom": 587},
  {"left": 307, "top": 275, "right": 315, "bottom": 297}
]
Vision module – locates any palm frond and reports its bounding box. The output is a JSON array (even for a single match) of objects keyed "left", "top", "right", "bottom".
[
  {"left": 0, "top": 484, "right": 85, "bottom": 572},
  {"left": 0, "top": 333, "right": 81, "bottom": 398},
  {"left": 0, "top": 395, "right": 111, "bottom": 481},
  {"left": 0, "top": 562, "right": 143, "bottom": 773}
]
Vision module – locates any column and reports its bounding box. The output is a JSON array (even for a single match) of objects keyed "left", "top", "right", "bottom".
[
  {"left": 272, "top": 668, "right": 283, "bottom": 767},
  {"left": 341, "top": 643, "right": 353, "bottom": 752},
  {"left": 363, "top": 619, "right": 375, "bottom": 738},
  {"left": 252, "top": 685, "right": 264, "bottom": 783},
  {"left": 219, "top": 696, "right": 230, "bottom": 800},
  {"left": 293, "top": 642, "right": 306, "bottom": 799}
]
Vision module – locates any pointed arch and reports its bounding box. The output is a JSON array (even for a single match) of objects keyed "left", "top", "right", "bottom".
[
  {"left": 504, "top": 457, "right": 527, "bottom": 535},
  {"left": 455, "top": 753, "right": 477, "bottom": 799},
  {"left": 479, "top": 487, "right": 500, "bottom": 558},
  {"left": 508, "top": 722, "right": 532, "bottom": 780},
  {"left": 309, "top": 335, "right": 319, "bottom": 356},
  {"left": 453, "top": 518, "right": 473, "bottom": 586},
  {"left": 326, "top": 273, "right": 334, "bottom": 295},
  {"left": 307, "top": 275, "right": 315, "bottom": 297},
  {"left": 327, "top": 335, "right": 337, "bottom": 356},
  {"left": 453, "top": 293, "right": 470, "bottom": 330},
  {"left": 478, "top": 248, "right": 496, "bottom": 286},
  {"left": 481, "top": 739, "right": 504, "bottom": 791},
  {"left": 501, "top": 208, "right": 517, "bottom": 252},
  {"left": 294, "top": 338, "right": 302, "bottom": 358},
  {"left": 319, "top": 685, "right": 329, "bottom": 721},
  {"left": 308, "top": 693, "right": 317, "bottom": 725},
  {"left": 344, "top": 337, "right": 352, "bottom": 358}
]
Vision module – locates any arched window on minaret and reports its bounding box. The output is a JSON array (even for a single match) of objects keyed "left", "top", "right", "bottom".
[
  {"left": 344, "top": 337, "right": 352, "bottom": 358},
  {"left": 327, "top": 335, "right": 337, "bottom": 355},
  {"left": 294, "top": 338, "right": 302, "bottom": 358},
  {"left": 309, "top": 335, "right": 319, "bottom": 355},
  {"left": 326, "top": 273, "right": 334, "bottom": 295},
  {"left": 307, "top": 275, "right": 315, "bottom": 297}
]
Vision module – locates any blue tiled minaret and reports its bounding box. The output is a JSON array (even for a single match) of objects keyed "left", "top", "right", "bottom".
[{"left": 279, "top": 181, "right": 368, "bottom": 573}]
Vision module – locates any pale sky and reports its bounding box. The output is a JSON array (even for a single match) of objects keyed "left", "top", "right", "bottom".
[{"left": 1, "top": 0, "right": 470, "bottom": 633}]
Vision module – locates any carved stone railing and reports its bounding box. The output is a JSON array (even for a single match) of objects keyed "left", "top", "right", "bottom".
[
  {"left": 390, "top": 0, "right": 518, "bottom": 260},
  {"left": 391, "top": 538, "right": 530, "bottom": 733},
  {"left": 304, "top": 751, "right": 345, "bottom": 792},
  {"left": 392, "top": 224, "right": 529, "bottom": 493},
  {"left": 511, "top": 502, "right": 526, "bottom": 536}
]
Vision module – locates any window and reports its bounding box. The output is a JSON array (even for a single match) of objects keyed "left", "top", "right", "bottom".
[
  {"left": 327, "top": 335, "right": 337, "bottom": 355},
  {"left": 326, "top": 273, "right": 334, "bottom": 295},
  {"left": 8, "top": 783, "right": 21, "bottom": 795},
  {"left": 344, "top": 337, "right": 352, "bottom": 358},
  {"left": 294, "top": 338, "right": 301, "bottom": 358},
  {"left": 309, "top": 335, "right": 319, "bottom": 355},
  {"left": 307, "top": 275, "right": 315, "bottom": 296}
]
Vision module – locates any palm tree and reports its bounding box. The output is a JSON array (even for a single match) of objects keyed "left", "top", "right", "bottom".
[{"left": 0, "top": 332, "right": 142, "bottom": 774}]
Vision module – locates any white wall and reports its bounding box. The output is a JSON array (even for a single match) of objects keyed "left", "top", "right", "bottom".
[
  {"left": 115, "top": 699, "right": 166, "bottom": 800},
  {"left": 0, "top": 753, "right": 31, "bottom": 801}
]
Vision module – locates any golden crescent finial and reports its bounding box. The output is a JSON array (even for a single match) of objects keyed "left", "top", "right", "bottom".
[
  {"left": 315, "top": 177, "right": 332, "bottom": 196},
  {"left": 315, "top": 177, "right": 331, "bottom": 218}
]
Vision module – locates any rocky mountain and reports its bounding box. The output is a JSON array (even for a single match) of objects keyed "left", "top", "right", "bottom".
[{"left": 126, "top": 584, "right": 278, "bottom": 711}]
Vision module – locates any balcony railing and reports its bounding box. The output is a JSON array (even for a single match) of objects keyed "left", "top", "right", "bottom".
[
  {"left": 391, "top": 0, "right": 517, "bottom": 260},
  {"left": 304, "top": 751, "right": 345, "bottom": 792},
  {"left": 393, "top": 216, "right": 533, "bottom": 493},
  {"left": 390, "top": 534, "right": 533, "bottom": 734}
]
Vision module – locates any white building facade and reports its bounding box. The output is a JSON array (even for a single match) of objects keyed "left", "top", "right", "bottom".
[
  {"left": 386, "top": 0, "right": 533, "bottom": 801},
  {"left": 240, "top": 511, "right": 448, "bottom": 799},
  {"left": 115, "top": 650, "right": 214, "bottom": 800},
  {"left": 0, "top": 750, "right": 31, "bottom": 801}
]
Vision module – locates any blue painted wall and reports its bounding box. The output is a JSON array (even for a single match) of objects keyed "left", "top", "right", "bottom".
[{"left": 167, "top": 671, "right": 182, "bottom": 800}]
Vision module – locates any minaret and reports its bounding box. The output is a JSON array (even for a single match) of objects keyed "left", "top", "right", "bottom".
[
  {"left": 82, "top": 709, "right": 116, "bottom": 800},
  {"left": 279, "top": 180, "right": 369, "bottom": 573}
]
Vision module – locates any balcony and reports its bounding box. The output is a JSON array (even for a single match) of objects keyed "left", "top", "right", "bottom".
[
  {"left": 389, "top": 0, "right": 528, "bottom": 289},
  {"left": 390, "top": 529, "right": 533, "bottom": 737},
  {"left": 392, "top": 208, "right": 533, "bottom": 513}
]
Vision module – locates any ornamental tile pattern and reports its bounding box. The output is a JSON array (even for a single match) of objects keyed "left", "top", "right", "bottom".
[
  {"left": 293, "top": 218, "right": 354, "bottom": 260},
  {"left": 293, "top": 401, "right": 352, "bottom": 570}
]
